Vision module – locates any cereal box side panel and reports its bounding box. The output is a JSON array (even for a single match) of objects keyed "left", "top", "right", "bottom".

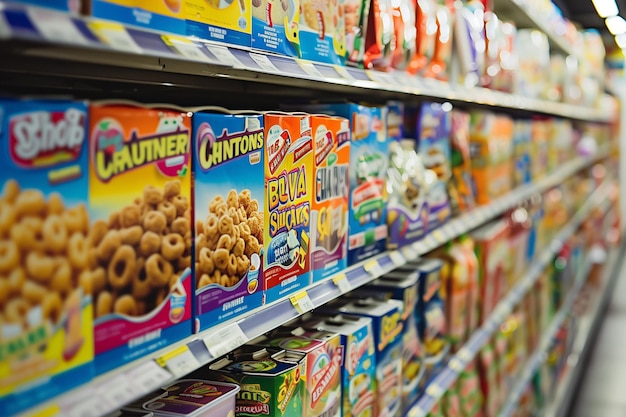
[
  {"left": 193, "top": 113, "right": 265, "bottom": 333},
  {"left": 184, "top": 0, "right": 252, "bottom": 47},
  {"left": 0, "top": 99, "right": 94, "bottom": 414},
  {"left": 372, "top": 307, "right": 403, "bottom": 417},
  {"left": 305, "top": 335, "right": 343, "bottom": 417},
  {"left": 251, "top": 0, "right": 302, "bottom": 57},
  {"left": 264, "top": 114, "right": 313, "bottom": 303},
  {"left": 90, "top": 0, "right": 187, "bottom": 34},
  {"left": 347, "top": 105, "right": 388, "bottom": 265},
  {"left": 299, "top": 0, "right": 346, "bottom": 65},
  {"left": 343, "top": 325, "right": 377, "bottom": 417},
  {"left": 311, "top": 116, "right": 350, "bottom": 283},
  {"left": 88, "top": 105, "right": 193, "bottom": 374}
]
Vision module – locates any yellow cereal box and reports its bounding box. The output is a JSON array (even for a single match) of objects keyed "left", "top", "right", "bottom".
[
  {"left": 89, "top": 0, "right": 186, "bottom": 34},
  {"left": 264, "top": 112, "right": 313, "bottom": 303},
  {"left": 89, "top": 102, "right": 192, "bottom": 375},
  {"left": 184, "top": 0, "right": 251, "bottom": 47}
]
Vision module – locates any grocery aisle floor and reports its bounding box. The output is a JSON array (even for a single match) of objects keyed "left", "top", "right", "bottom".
[{"left": 571, "top": 255, "right": 626, "bottom": 417}]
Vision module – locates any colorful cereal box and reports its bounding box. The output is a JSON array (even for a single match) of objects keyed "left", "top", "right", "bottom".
[
  {"left": 206, "top": 346, "right": 306, "bottom": 417},
  {"left": 264, "top": 113, "right": 313, "bottom": 303},
  {"left": 184, "top": 0, "right": 251, "bottom": 47},
  {"left": 89, "top": 0, "right": 186, "bottom": 34},
  {"left": 448, "top": 110, "right": 475, "bottom": 215},
  {"left": 192, "top": 111, "right": 264, "bottom": 333},
  {"left": 344, "top": 0, "right": 370, "bottom": 65},
  {"left": 322, "top": 298, "right": 403, "bottom": 417},
  {"left": 299, "top": 0, "right": 346, "bottom": 64},
  {"left": 416, "top": 102, "right": 452, "bottom": 231},
  {"left": 88, "top": 103, "right": 192, "bottom": 374},
  {"left": 252, "top": 0, "right": 301, "bottom": 56},
  {"left": 512, "top": 119, "right": 532, "bottom": 188},
  {"left": 0, "top": 98, "right": 93, "bottom": 415},
  {"left": 310, "top": 114, "right": 350, "bottom": 283}
]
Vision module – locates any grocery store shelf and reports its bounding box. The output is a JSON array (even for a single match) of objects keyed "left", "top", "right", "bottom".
[
  {"left": 493, "top": 0, "right": 575, "bottom": 57},
  {"left": 404, "top": 181, "right": 613, "bottom": 417},
  {"left": 0, "top": 2, "right": 613, "bottom": 123},
  {"left": 20, "top": 152, "right": 608, "bottom": 417}
]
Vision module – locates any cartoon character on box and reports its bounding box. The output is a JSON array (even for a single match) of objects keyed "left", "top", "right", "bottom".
[
  {"left": 0, "top": 99, "right": 94, "bottom": 416},
  {"left": 193, "top": 111, "right": 265, "bottom": 333},
  {"left": 299, "top": 0, "right": 347, "bottom": 64},
  {"left": 90, "top": 0, "right": 186, "bottom": 34},
  {"left": 89, "top": 103, "right": 192, "bottom": 374},
  {"left": 184, "top": 0, "right": 252, "bottom": 47},
  {"left": 252, "top": 0, "right": 302, "bottom": 56},
  {"left": 264, "top": 113, "right": 313, "bottom": 302}
]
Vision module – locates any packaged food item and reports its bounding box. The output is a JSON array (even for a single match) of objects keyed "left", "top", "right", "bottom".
[
  {"left": 192, "top": 111, "right": 264, "bottom": 333},
  {"left": 251, "top": 0, "right": 301, "bottom": 56},
  {"left": 491, "top": 21, "right": 516, "bottom": 93},
  {"left": 124, "top": 380, "right": 240, "bottom": 417},
  {"left": 321, "top": 298, "right": 403, "bottom": 417},
  {"left": 457, "top": 362, "right": 483, "bottom": 417},
  {"left": 0, "top": 98, "right": 93, "bottom": 415},
  {"left": 89, "top": 0, "right": 186, "bottom": 34},
  {"left": 310, "top": 115, "right": 350, "bottom": 283},
  {"left": 515, "top": 29, "right": 550, "bottom": 99},
  {"left": 250, "top": 330, "right": 343, "bottom": 417},
  {"left": 363, "top": 0, "right": 395, "bottom": 70},
  {"left": 184, "top": 0, "right": 252, "bottom": 47},
  {"left": 299, "top": 0, "right": 347, "bottom": 64},
  {"left": 417, "top": 102, "right": 452, "bottom": 231},
  {"left": 408, "top": 0, "right": 437, "bottom": 75},
  {"left": 390, "top": 0, "right": 417, "bottom": 70},
  {"left": 387, "top": 139, "right": 429, "bottom": 248},
  {"left": 512, "top": 119, "right": 532, "bottom": 188},
  {"left": 206, "top": 346, "right": 306, "bottom": 417},
  {"left": 459, "top": 236, "right": 480, "bottom": 336},
  {"left": 424, "top": 0, "right": 454, "bottom": 80},
  {"left": 344, "top": 0, "right": 371, "bottom": 65},
  {"left": 506, "top": 207, "right": 531, "bottom": 286},
  {"left": 88, "top": 102, "right": 193, "bottom": 374},
  {"left": 530, "top": 117, "right": 549, "bottom": 181},
  {"left": 453, "top": 1, "right": 484, "bottom": 87},
  {"left": 447, "top": 110, "right": 475, "bottom": 215},
  {"left": 478, "top": 343, "right": 499, "bottom": 417},
  {"left": 547, "top": 119, "right": 574, "bottom": 174},
  {"left": 386, "top": 101, "right": 405, "bottom": 142}
]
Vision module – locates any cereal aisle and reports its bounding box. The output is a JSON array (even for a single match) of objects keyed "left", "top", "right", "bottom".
[{"left": 0, "top": 0, "right": 624, "bottom": 416}]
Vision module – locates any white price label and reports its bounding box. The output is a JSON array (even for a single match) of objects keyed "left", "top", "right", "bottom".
[
  {"left": 128, "top": 360, "right": 172, "bottom": 391},
  {"left": 28, "top": 8, "right": 88, "bottom": 45},
  {"left": 425, "top": 383, "right": 444, "bottom": 398},
  {"left": 458, "top": 348, "right": 473, "bottom": 362},
  {"left": 449, "top": 357, "right": 464, "bottom": 372},
  {"left": 205, "top": 44, "right": 245, "bottom": 68},
  {"left": 389, "top": 250, "right": 405, "bottom": 267},
  {"left": 249, "top": 52, "right": 280, "bottom": 73},
  {"left": 364, "top": 260, "right": 384, "bottom": 277},
  {"left": 401, "top": 245, "right": 418, "bottom": 260},
  {"left": 205, "top": 322, "right": 249, "bottom": 358},
  {"left": 332, "top": 273, "right": 352, "bottom": 294},
  {"left": 164, "top": 36, "right": 212, "bottom": 62},
  {"left": 102, "top": 376, "right": 135, "bottom": 409},
  {"left": 333, "top": 65, "right": 355, "bottom": 80},
  {"left": 297, "top": 59, "right": 325, "bottom": 79},
  {"left": 290, "top": 291, "right": 315, "bottom": 314},
  {"left": 89, "top": 22, "right": 142, "bottom": 54},
  {"left": 158, "top": 345, "right": 201, "bottom": 377}
]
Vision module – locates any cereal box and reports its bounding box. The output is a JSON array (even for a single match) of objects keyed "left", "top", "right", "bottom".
[
  {"left": 206, "top": 346, "right": 306, "bottom": 417},
  {"left": 252, "top": 0, "right": 301, "bottom": 57},
  {"left": 448, "top": 110, "right": 475, "bottom": 215},
  {"left": 89, "top": 0, "right": 186, "bottom": 34},
  {"left": 299, "top": 0, "right": 346, "bottom": 64},
  {"left": 88, "top": 103, "right": 192, "bottom": 374},
  {"left": 251, "top": 330, "right": 343, "bottom": 417},
  {"left": 0, "top": 98, "right": 93, "bottom": 415},
  {"left": 310, "top": 114, "right": 350, "bottom": 283},
  {"left": 344, "top": 0, "right": 370, "bottom": 65},
  {"left": 322, "top": 298, "right": 403, "bottom": 417},
  {"left": 416, "top": 102, "right": 452, "bottom": 231},
  {"left": 512, "top": 119, "right": 532, "bottom": 188},
  {"left": 192, "top": 111, "right": 264, "bottom": 333},
  {"left": 264, "top": 112, "right": 312, "bottom": 303},
  {"left": 184, "top": 0, "right": 251, "bottom": 47}
]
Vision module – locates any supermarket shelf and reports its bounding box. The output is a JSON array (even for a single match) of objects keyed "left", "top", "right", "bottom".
[
  {"left": 542, "top": 244, "right": 625, "bottom": 417},
  {"left": 0, "top": 2, "right": 613, "bottom": 123},
  {"left": 20, "top": 152, "right": 608, "bottom": 417},
  {"left": 493, "top": 0, "right": 575, "bottom": 57},
  {"left": 403, "top": 181, "right": 613, "bottom": 417}
]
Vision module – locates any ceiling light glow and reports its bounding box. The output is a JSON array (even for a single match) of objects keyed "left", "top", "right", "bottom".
[
  {"left": 592, "top": 0, "right": 618, "bottom": 18},
  {"left": 606, "top": 15, "right": 626, "bottom": 34}
]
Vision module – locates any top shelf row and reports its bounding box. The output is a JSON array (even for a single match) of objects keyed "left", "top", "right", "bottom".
[{"left": 0, "top": 0, "right": 615, "bottom": 123}]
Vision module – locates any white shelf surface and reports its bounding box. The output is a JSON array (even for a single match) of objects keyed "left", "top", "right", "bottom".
[
  {"left": 404, "top": 180, "right": 613, "bottom": 417},
  {"left": 0, "top": 1, "right": 614, "bottom": 123}
]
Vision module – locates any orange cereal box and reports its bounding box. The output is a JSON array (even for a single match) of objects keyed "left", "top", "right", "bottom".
[
  {"left": 310, "top": 114, "right": 350, "bottom": 284},
  {"left": 264, "top": 112, "right": 313, "bottom": 303},
  {"left": 88, "top": 102, "right": 192, "bottom": 375}
]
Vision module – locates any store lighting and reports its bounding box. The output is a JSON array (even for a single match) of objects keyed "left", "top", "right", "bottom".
[
  {"left": 616, "top": 33, "right": 626, "bottom": 48},
  {"left": 592, "top": 0, "right": 618, "bottom": 18},
  {"left": 606, "top": 15, "right": 626, "bottom": 34}
]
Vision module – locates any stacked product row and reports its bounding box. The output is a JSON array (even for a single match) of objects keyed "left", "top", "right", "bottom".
[
  {"left": 106, "top": 167, "right": 618, "bottom": 417},
  {"left": 4, "top": 0, "right": 608, "bottom": 107},
  {"left": 0, "top": 97, "right": 611, "bottom": 416}
]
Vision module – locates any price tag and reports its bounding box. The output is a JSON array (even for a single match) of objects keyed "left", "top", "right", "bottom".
[
  {"left": 102, "top": 376, "right": 136, "bottom": 409},
  {"left": 425, "top": 384, "right": 444, "bottom": 398},
  {"left": 333, "top": 65, "right": 355, "bottom": 80},
  {"left": 364, "top": 260, "right": 384, "bottom": 277},
  {"left": 401, "top": 245, "right": 418, "bottom": 260},
  {"left": 205, "top": 44, "right": 245, "bottom": 68},
  {"left": 406, "top": 406, "right": 428, "bottom": 417},
  {"left": 332, "top": 273, "right": 352, "bottom": 294},
  {"left": 204, "top": 322, "right": 249, "bottom": 358},
  {"left": 458, "top": 348, "right": 473, "bottom": 362},
  {"left": 89, "top": 21, "right": 142, "bottom": 54},
  {"left": 127, "top": 360, "right": 172, "bottom": 391},
  {"left": 296, "top": 59, "right": 325, "bottom": 79},
  {"left": 162, "top": 35, "right": 211, "bottom": 62},
  {"left": 290, "top": 291, "right": 315, "bottom": 314},
  {"left": 157, "top": 345, "right": 201, "bottom": 377},
  {"left": 389, "top": 250, "right": 405, "bottom": 267},
  {"left": 28, "top": 8, "right": 88, "bottom": 45},
  {"left": 432, "top": 229, "right": 446, "bottom": 243},
  {"left": 449, "top": 357, "right": 464, "bottom": 372},
  {"left": 249, "top": 52, "right": 280, "bottom": 73}
]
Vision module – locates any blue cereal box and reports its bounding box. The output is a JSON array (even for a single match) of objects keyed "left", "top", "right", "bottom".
[
  {"left": 0, "top": 98, "right": 94, "bottom": 415},
  {"left": 252, "top": 0, "right": 301, "bottom": 56},
  {"left": 193, "top": 111, "right": 265, "bottom": 333},
  {"left": 416, "top": 102, "right": 452, "bottom": 232},
  {"left": 299, "top": 0, "right": 346, "bottom": 64}
]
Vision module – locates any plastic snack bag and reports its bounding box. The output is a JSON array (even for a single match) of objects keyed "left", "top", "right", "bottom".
[
  {"left": 391, "top": 0, "right": 417, "bottom": 70},
  {"left": 364, "top": 0, "right": 396, "bottom": 70},
  {"left": 408, "top": 0, "right": 437, "bottom": 75},
  {"left": 424, "top": 0, "right": 454, "bottom": 80},
  {"left": 345, "top": 0, "right": 372, "bottom": 65}
]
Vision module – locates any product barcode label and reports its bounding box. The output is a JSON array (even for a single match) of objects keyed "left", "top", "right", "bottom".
[
  {"left": 205, "top": 44, "right": 245, "bottom": 68},
  {"left": 89, "top": 22, "right": 142, "bottom": 54},
  {"left": 157, "top": 345, "right": 201, "bottom": 376},
  {"left": 249, "top": 52, "right": 279, "bottom": 73},
  {"left": 332, "top": 273, "right": 352, "bottom": 294},
  {"left": 296, "top": 59, "right": 325, "bottom": 79},
  {"left": 205, "top": 322, "right": 249, "bottom": 358},
  {"left": 163, "top": 36, "right": 211, "bottom": 62},
  {"left": 364, "top": 260, "right": 384, "bottom": 277},
  {"left": 290, "top": 291, "right": 315, "bottom": 314}
]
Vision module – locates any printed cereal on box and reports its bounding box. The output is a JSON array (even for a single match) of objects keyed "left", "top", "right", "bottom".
[
  {"left": 252, "top": 0, "right": 301, "bottom": 56},
  {"left": 299, "top": 0, "right": 346, "bottom": 65},
  {"left": 264, "top": 112, "right": 313, "bottom": 303},
  {"left": 0, "top": 98, "right": 94, "bottom": 416},
  {"left": 193, "top": 111, "right": 264, "bottom": 333},
  {"left": 89, "top": 103, "right": 193, "bottom": 375}
]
